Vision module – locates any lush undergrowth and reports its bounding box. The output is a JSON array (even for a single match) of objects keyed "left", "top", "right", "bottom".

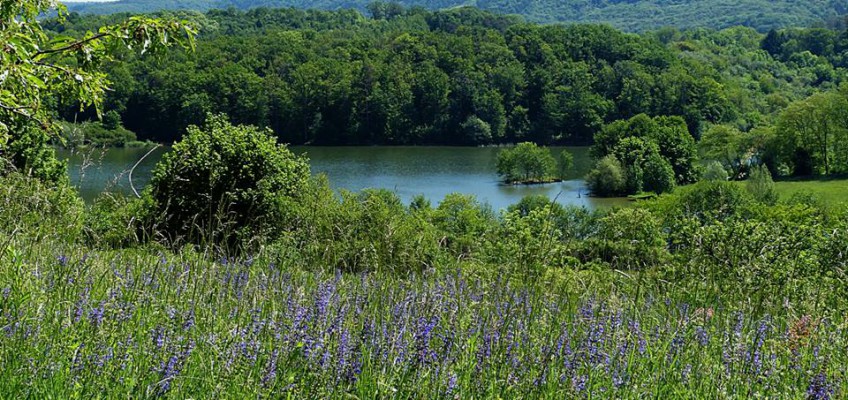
[{"left": 1, "top": 172, "right": 847, "bottom": 398}]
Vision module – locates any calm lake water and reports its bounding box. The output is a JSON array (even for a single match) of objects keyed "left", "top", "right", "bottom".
[{"left": 57, "top": 146, "right": 629, "bottom": 210}]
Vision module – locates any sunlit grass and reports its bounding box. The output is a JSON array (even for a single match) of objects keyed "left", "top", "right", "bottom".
[
  {"left": 773, "top": 177, "right": 848, "bottom": 206},
  {"left": 1, "top": 234, "right": 845, "bottom": 398},
  {"left": 1, "top": 172, "right": 846, "bottom": 398}
]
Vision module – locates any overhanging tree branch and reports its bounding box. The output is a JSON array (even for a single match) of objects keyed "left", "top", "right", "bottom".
[
  {"left": 0, "top": 101, "right": 34, "bottom": 118},
  {"left": 34, "top": 32, "right": 111, "bottom": 57}
]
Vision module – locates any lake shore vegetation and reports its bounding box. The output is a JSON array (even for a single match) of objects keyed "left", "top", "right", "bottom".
[{"left": 56, "top": 111, "right": 147, "bottom": 148}]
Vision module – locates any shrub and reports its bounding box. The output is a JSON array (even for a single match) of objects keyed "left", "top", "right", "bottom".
[
  {"left": 409, "top": 194, "right": 432, "bottom": 213},
  {"left": 508, "top": 195, "right": 560, "bottom": 217},
  {"left": 293, "top": 187, "right": 441, "bottom": 273},
  {"left": 431, "top": 193, "right": 496, "bottom": 256},
  {"left": 485, "top": 205, "right": 575, "bottom": 278},
  {"left": 573, "top": 208, "right": 668, "bottom": 270},
  {"left": 672, "top": 180, "right": 753, "bottom": 221},
  {"left": 84, "top": 192, "right": 153, "bottom": 248},
  {"left": 674, "top": 218, "right": 823, "bottom": 301},
  {"left": 586, "top": 155, "right": 626, "bottom": 196},
  {"left": 746, "top": 164, "right": 778, "bottom": 205},
  {"left": 508, "top": 195, "right": 599, "bottom": 240},
  {"left": 598, "top": 208, "right": 665, "bottom": 247},
  {"left": 147, "top": 114, "right": 310, "bottom": 247},
  {"left": 58, "top": 121, "right": 137, "bottom": 148},
  {"left": 3, "top": 123, "right": 66, "bottom": 183},
  {"left": 784, "top": 191, "right": 823, "bottom": 208},
  {"left": 817, "top": 218, "right": 848, "bottom": 285}
]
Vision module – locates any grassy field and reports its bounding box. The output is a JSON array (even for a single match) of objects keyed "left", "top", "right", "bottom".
[
  {"left": 773, "top": 177, "right": 848, "bottom": 206},
  {"left": 2, "top": 173, "right": 847, "bottom": 398},
  {"left": 2, "top": 236, "right": 845, "bottom": 398}
]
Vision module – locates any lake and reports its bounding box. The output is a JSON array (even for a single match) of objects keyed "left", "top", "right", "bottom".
[{"left": 57, "top": 146, "right": 629, "bottom": 210}]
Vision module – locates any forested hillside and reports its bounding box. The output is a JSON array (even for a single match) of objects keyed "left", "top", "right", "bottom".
[
  {"left": 49, "top": 7, "right": 848, "bottom": 151},
  {"left": 65, "top": 0, "right": 848, "bottom": 32}
]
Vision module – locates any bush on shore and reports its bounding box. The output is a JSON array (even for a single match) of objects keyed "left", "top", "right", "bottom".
[{"left": 146, "top": 114, "right": 311, "bottom": 248}]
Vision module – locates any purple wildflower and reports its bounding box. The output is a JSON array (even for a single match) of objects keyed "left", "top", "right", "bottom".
[
  {"left": 183, "top": 310, "right": 195, "bottom": 331},
  {"left": 667, "top": 333, "right": 684, "bottom": 362},
  {"left": 573, "top": 375, "right": 587, "bottom": 393},
  {"left": 696, "top": 326, "right": 709, "bottom": 346},
  {"left": 749, "top": 320, "right": 769, "bottom": 376},
  {"left": 612, "top": 370, "right": 625, "bottom": 389},
  {"left": 158, "top": 340, "right": 195, "bottom": 394},
  {"left": 681, "top": 363, "right": 692, "bottom": 384},
  {"left": 733, "top": 312, "right": 744, "bottom": 339},
  {"left": 445, "top": 372, "right": 458, "bottom": 397},
  {"left": 338, "top": 328, "right": 351, "bottom": 374},
  {"left": 807, "top": 371, "right": 835, "bottom": 400},
  {"left": 414, "top": 316, "right": 439, "bottom": 366},
  {"left": 152, "top": 326, "right": 167, "bottom": 350},
  {"left": 159, "top": 355, "right": 180, "bottom": 394},
  {"left": 93, "top": 346, "right": 114, "bottom": 370},
  {"left": 89, "top": 303, "right": 105, "bottom": 327},
  {"left": 262, "top": 350, "right": 279, "bottom": 388}
]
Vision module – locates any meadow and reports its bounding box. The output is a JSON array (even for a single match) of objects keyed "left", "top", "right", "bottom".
[
  {"left": 773, "top": 178, "right": 848, "bottom": 207},
  {"left": 1, "top": 170, "right": 846, "bottom": 398}
]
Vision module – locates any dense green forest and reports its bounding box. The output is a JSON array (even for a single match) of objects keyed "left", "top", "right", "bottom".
[
  {"left": 46, "top": 6, "right": 848, "bottom": 190},
  {"left": 65, "top": 0, "right": 848, "bottom": 32},
  {"left": 48, "top": 7, "right": 848, "bottom": 151}
]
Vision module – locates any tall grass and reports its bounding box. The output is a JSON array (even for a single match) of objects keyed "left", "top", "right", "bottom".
[
  {"left": 1, "top": 174, "right": 846, "bottom": 398},
  {"left": 0, "top": 235, "right": 844, "bottom": 398}
]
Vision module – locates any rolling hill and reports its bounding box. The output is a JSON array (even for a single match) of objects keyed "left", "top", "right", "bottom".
[{"left": 64, "top": 0, "right": 848, "bottom": 31}]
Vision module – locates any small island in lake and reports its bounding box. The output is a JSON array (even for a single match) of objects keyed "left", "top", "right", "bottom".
[{"left": 496, "top": 142, "right": 573, "bottom": 185}]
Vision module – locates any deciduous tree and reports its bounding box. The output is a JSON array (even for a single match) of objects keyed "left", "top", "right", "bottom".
[{"left": 0, "top": 0, "right": 195, "bottom": 181}]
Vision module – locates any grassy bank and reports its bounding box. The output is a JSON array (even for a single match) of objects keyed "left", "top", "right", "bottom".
[
  {"left": 773, "top": 177, "right": 848, "bottom": 206},
  {"left": 1, "top": 171, "right": 847, "bottom": 397},
  {"left": 674, "top": 177, "right": 848, "bottom": 208}
]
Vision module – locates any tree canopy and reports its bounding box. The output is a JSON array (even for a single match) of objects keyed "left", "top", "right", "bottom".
[
  {"left": 42, "top": 7, "right": 848, "bottom": 151},
  {"left": 588, "top": 114, "right": 695, "bottom": 196}
]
